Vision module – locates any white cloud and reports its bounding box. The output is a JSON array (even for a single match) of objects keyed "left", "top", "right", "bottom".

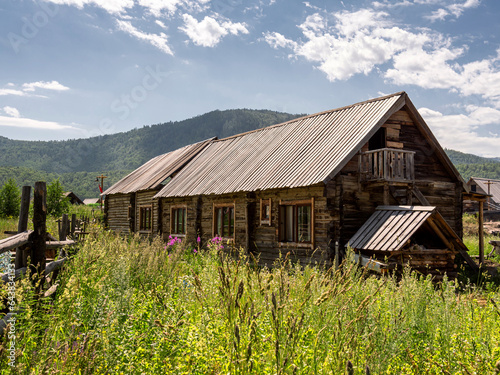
[
  {"left": 44, "top": 0, "right": 134, "bottom": 15},
  {"left": 0, "top": 88, "right": 26, "bottom": 96},
  {"left": 0, "top": 115, "right": 77, "bottom": 130},
  {"left": 420, "top": 105, "right": 500, "bottom": 157},
  {"left": 265, "top": 6, "right": 500, "bottom": 108},
  {"left": 138, "top": 0, "right": 210, "bottom": 17},
  {"left": 3, "top": 106, "right": 21, "bottom": 118},
  {"left": 265, "top": 9, "right": 430, "bottom": 81},
  {"left": 155, "top": 20, "right": 168, "bottom": 29},
  {"left": 0, "top": 81, "right": 69, "bottom": 97},
  {"left": 116, "top": 19, "right": 173, "bottom": 55},
  {"left": 425, "top": 0, "right": 481, "bottom": 21},
  {"left": 264, "top": 32, "right": 298, "bottom": 50},
  {"left": 22, "top": 81, "right": 70, "bottom": 92},
  {"left": 179, "top": 14, "right": 248, "bottom": 47}
]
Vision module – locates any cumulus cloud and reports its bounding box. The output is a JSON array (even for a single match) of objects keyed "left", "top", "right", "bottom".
[
  {"left": 264, "top": 9, "right": 433, "bottom": 81},
  {"left": 179, "top": 14, "right": 248, "bottom": 47},
  {"left": 3, "top": 106, "right": 21, "bottom": 118},
  {"left": 420, "top": 105, "right": 500, "bottom": 157},
  {"left": 116, "top": 19, "right": 173, "bottom": 55},
  {"left": 264, "top": 6, "right": 500, "bottom": 108}
]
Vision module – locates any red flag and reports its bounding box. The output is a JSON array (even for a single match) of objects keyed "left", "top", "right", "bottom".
[{"left": 98, "top": 184, "right": 103, "bottom": 193}]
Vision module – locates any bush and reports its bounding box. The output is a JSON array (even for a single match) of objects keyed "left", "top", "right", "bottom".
[
  {"left": 0, "top": 178, "right": 20, "bottom": 217},
  {"left": 47, "top": 179, "right": 70, "bottom": 217}
]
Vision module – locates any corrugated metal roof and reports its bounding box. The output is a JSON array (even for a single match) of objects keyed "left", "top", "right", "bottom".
[
  {"left": 103, "top": 138, "right": 214, "bottom": 195},
  {"left": 155, "top": 92, "right": 406, "bottom": 198},
  {"left": 469, "top": 177, "right": 500, "bottom": 205},
  {"left": 347, "top": 206, "right": 435, "bottom": 252}
]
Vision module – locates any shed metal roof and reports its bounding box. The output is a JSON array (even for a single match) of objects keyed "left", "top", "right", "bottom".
[
  {"left": 155, "top": 92, "right": 406, "bottom": 198},
  {"left": 348, "top": 206, "right": 436, "bottom": 252},
  {"left": 103, "top": 138, "right": 213, "bottom": 195}
]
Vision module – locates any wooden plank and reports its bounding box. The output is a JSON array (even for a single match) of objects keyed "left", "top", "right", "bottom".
[{"left": 0, "top": 231, "right": 33, "bottom": 255}]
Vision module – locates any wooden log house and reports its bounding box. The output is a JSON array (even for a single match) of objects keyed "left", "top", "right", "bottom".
[{"left": 104, "top": 92, "right": 476, "bottom": 276}]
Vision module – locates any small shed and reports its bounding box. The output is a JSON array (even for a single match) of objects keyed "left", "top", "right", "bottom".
[
  {"left": 348, "top": 206, "right": 475, "bottom": 279},
  {"left": 466, "top": 177, "right": 500, "bottom": 211},
  {"left": 64, "top": 192, "right": 84, "bottom": 205},
  {"left": 83, "top": 198, "right": 100, "bottom": 205}
]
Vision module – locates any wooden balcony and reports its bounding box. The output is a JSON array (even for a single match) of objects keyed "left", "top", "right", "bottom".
[{"left": 360, "top": 148, "right": 415, "bottom": 183}]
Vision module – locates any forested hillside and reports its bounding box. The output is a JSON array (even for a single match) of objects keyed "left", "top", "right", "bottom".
[
  {"left": 445, "top": 149, "right": 500, "bottom": 180},
  {"left": 0, "top": 109, "right": 302, "bottom": 174}
]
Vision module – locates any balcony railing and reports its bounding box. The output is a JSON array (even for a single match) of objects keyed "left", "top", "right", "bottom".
[{"left": 360, "top": 148, "right": 415, "bottom": 183}]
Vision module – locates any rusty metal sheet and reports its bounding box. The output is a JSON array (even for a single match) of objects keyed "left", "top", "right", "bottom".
[{"left": 103, "top": 138, "right": 214, "bottom": 195}]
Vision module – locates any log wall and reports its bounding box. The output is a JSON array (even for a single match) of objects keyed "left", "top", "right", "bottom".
[
  {"left": 160, "top": 185, "right": 332, "bottom": 266},
  {"left": 106, "top": 194, "right": 132, "bottom": 234}
]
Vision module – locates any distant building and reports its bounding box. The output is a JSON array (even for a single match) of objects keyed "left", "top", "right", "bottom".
[
  {"left": 466, "top": 177, "right": 500, "bottom": 211},
  {"left": 64, "top": 192, "right": 84, "bottom": 205},
  {"left": 83, "top": 198, "right": 100, "bottom": 205}
]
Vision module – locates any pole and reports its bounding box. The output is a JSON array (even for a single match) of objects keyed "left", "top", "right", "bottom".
[{"left": 96, "top": 174, "right": 107, "bottom": 212}]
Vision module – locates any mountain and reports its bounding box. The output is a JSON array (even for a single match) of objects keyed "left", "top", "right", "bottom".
[
  {"left": 445, "top": 149, "right": 500, "bottom": 181},
  {"left": 0, "top": 109, "right": 303, "bottom": 174}
]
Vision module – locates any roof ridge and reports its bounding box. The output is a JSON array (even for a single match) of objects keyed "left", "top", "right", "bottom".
[
  {"left": 215, "top": 91, "right": 406, "bottom": 142},
  {"left": 472, "top": 176, "right": 500, "bottom": 182}
]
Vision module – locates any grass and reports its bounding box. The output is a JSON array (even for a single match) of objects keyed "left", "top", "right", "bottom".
[{"left": 0, "top": 226, "right": 499, "bottom": 374}]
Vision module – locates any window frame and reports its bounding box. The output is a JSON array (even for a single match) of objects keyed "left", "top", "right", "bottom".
[
  {"left": 278, "top": 198, "right": 314, "bottom": 249},
  {"left": 212, "top": 202, "right": 235, "bottom": 240},
  {"left": 170, "top": 205, "right": 187, "bottom": 236},
  {"left": 138, "top": 205, "right": 153, "bottom": 232},
  {"left": 260, "top": 198, "right": 272, "bottom": 226}
]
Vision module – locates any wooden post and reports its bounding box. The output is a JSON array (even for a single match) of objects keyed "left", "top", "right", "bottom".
[
  {"left": 60, "top": 214, "right": 69, "bottom": 241},
  {"left": 30, "top": 182, "right": 47, "bottom": 280},
  {"left": 406, "top": 185, "right": 413, "bottom": 206},
  {"left": 479, "top": 200, "right": 484, "bottom": 265},
  {"left": 15, "top": 185, "right": 31, "bottom": 269},
  {"left": 71, "top": 214, "right": 77, "bottom": 236},
  {"left": 383, "top": 184, "right": 390, "bottom": 205}
]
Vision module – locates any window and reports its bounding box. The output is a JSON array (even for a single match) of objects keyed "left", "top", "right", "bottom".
[
  {"left": 139, "top": 206, "right": 152, "bottom": 231},
  {"left": 213, "top": 204, "right": 234, "bottom": 238},
  {"left": 368, "top": 127, "right": 386, "bottom": 150},
  {"left": 260, "top": 199, "right": 271, "bottom": 225},
  {"left": 171, "top": 207, "right": 187, "bottom": 235},
  {"left": 471, "top": 184, "right": 477, "bottom": 192},
  {"left": 279, "top": 200, "right": 313, "bottom": 243}
]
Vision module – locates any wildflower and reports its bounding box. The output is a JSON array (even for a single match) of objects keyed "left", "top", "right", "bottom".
[
  {"left": 193, "top": 249, "right": 197, "bottom": 254},
  {"left": 197, "top": 236, "right": 201, "bottom": 243}
]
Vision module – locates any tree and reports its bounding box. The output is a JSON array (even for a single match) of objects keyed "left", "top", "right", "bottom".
[
  {"left": 0, "top": 178, "right": 20, "bottom": 217},
  {"left": 47, "top": 179, "right": 70, "bottom": 217}
]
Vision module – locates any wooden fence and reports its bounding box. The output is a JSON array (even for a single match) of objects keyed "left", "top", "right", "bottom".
[{"left": 0, "top": 182, "right": 88, "bottom": 335}]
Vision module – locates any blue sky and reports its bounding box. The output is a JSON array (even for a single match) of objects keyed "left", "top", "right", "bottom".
[{"left": 0, "top": 0, "right": 499, "bottom": 157}]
